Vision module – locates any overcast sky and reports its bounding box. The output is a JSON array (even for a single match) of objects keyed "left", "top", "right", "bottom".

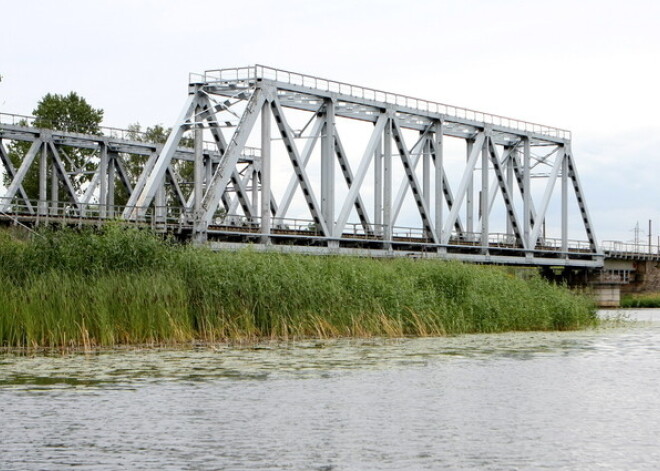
[{"left": 2, "top": 0, "right": 659, "bottom": 243}]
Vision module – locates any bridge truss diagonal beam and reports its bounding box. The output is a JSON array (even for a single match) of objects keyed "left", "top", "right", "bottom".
[
  {"left": 333, "top": 113, "right": 388, "bottom": 238},
  {"left": 485, "top": 138, "right": 525, "bottom": 248},
  {"left": 0, "top": 140, "right": 34, "bottom": 214},
  {"left": 529, "top": 147, "right": 564, "bottom": 248},
  {"left": 0, "top": 65, "right": 603, "bottom": 268},
  {"left": 196, "top": 88, "right": 267, "bottom": 232},
  {"left": 441, "top": 133, "right": 486, "bottom": 244},
  {"left": 332, "top": 130, "right": 373, "bottom": 235},
  {"left": 274, "top": 114, "right": 324, "bottom": 221},
  {"left": 390, "top": 118, "right": 438, "bottom": 243},
  {"left": 270, "top": 96, "right": 329, "bottom": 237},
  {"left": 127, "top": 92, "right": 200, "bottom": 219},
  {"left": 0, "top": 139, "right": 43, "bottom": 212}
]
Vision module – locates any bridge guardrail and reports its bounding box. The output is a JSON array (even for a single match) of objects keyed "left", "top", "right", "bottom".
[
  {"left": 1, "top": 200, "right": 603, "bottom": 256},
  {"left": 600, "top": 240, "right": 660, "bottom": 257},
  {"left": 0, "top": 112, "right": 260, "bottom": 158},
  {"left": 195, "top": 65, "right": 571, "bottom": 140}
]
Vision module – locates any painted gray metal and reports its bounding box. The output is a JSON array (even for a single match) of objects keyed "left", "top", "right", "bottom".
[{"left": 0, "top": 66, "right": 603, "bottom": 268}]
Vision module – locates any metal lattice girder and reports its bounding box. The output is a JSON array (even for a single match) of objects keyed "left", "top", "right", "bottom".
[
  {"left": 441, "top": 133, "right": 486, "bottom": 244},
  {"left": 485, "top": 138, "right": 524, "bottom": 247},
  {"left": 565, "top": 146, "right": 599, "bottom": 251},
  {"left": 390, "top": 118, "right": 438, "bottom": 242},
  {"left": 0, "top": 140, "right": 34, "bottom": 214},
  {"left": 48, "top": 143, "right": 82, "bottom": 210},
  {"left": 126, "top": 92, "right": 199, "bottom": 219},
  {"left": 275, "top": 114, "right": 323, "bottom": 220},
  {"left": 391, "top": 126, "right": 433, "bottom": 225},
  {"left": 529, "top": 147, "right": 564, "bottom": 248},
  {"left": 196, "top": 87, "right": 267, "bottom": 230},
  {"left": 165, "top": 166, "right": 188, "bottom": 209},
  {"left": 333, "top": 131, "right": 373, "bottom": 235},
  {"left": 486, "top": 145, "right": 515, "bottom": 216},
  {"left": 509, "top": 144, "right": 537, "bottom": 228},
  {"left": 256, "top": 170, "right": 279, "bottom": 218},
  {"left": 428, "top": 136, "right": 465, "bottom": 236},
  {"left": 333, "top": 113, "right": 388, "bottom": 238},
  {"left": 123, "top": 148, "right": 161, "bottom": 218},
  {"left": 196, "top": 94, "right": 256, "bottom": 220},
  {"left": 0, "top": 65, "right": 603, "bottom": 267},
  {"left": 0, "top": 139, "right": 42, "bottom": 212},
  {"left": 270, "top": 96, "right": 329, "bottom": 236},
  {"left": 225, "top": 169, "right": 254, "bottom": 217}
]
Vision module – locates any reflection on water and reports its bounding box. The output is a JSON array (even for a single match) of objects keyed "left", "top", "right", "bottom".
[{"left": 1, "top": 310, "right": 659, "bottom": 470}]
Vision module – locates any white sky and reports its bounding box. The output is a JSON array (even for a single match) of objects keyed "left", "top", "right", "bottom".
[{"left": 2, "top": 0, "right": 660, "bottom": 243}]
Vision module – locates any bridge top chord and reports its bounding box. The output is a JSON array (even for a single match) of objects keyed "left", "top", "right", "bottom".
[{"left": 190, "top": 64, "right": 572, "bottom": 142}]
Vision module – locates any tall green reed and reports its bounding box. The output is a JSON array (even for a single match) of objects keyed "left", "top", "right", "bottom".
[{"left": 0, "top": 226, "right": 597, "bottom": 348}]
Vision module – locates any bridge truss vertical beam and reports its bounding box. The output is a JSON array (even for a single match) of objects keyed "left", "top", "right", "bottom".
[
  {"left": 260, "top": 99, "right": 271, "bottom": 243},
  {"left": 0, "top": 65, "right": 603, "bottom": 268},
  {"left": 433, "top": 121, "right": 444, "bottom": 248}
]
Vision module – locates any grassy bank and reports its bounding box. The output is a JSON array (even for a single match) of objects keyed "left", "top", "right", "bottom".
[
  {"left": 0, "top": 226, "right": 597, "bottom": 348},
  {"left": 620, "top": 292, "right": 660, "bottom": 308}
]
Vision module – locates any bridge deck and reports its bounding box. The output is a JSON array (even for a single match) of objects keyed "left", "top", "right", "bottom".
[{"left": 0, "top": 208, "right": 601, "bottom": 267}]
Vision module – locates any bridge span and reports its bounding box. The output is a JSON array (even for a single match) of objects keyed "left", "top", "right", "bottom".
[{"left": 1, "top": 65, "right": 602, "bottom": 268}]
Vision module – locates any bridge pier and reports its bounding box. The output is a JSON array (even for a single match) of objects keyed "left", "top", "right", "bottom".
[{"left": 590, "top": 283, "right": 621, "bottom": 308}]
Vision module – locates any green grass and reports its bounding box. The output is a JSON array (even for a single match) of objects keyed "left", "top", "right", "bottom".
[
  {"left": 0, "top": 225, "right": 597, "bottom": 348},
  {"left": 620, "top": 292, "right": 660, "bottom": 308}
]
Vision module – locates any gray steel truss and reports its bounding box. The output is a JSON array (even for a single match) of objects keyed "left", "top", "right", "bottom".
[{"left": 0, "top": 65, "right": 603, "bottom": 267}]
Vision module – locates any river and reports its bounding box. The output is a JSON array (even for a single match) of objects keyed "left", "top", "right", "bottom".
[{"left": 1, "top": 309, "right": 659, "bottom": 470}]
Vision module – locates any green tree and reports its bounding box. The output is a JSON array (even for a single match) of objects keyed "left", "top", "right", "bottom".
[
  {"left": 32, "top": 92, "right": 103, "bottom": 133},
  {"left": 5, "top": 92, "right": 103, "bottom": 201},
  {"left": 116, "top": 123, "right": 194, "bottom": 207}
]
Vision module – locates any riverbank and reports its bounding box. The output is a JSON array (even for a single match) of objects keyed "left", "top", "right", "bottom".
[
  {"left": 621, "top": 292, "right": 660, "bottom": 308},
  {"left": 0, "top": 226, "right": 597, "bottom": 349}
]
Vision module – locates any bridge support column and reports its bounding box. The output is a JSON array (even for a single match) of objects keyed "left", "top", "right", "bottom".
[
  {"left": 99, "top": 142, "right": 108, "bottom": 219},
  {"left": 561, "top": 150, "right": 568, "bottom": 253},
  {"left": 591, "top": 283, "right": 621, "bottom": 308},
  {"left": 523, "top": 136, "right": 532, "bottom": 261},
  {"left": 260, "top": 99, "right": 271, "bottom": 245},
  {"left": 107, "top": 154, "right": 116, "bottom": 218},
  {"left": 50, "top": 159, "right": 59, "bottom": 216},
  {"left": 480, "top": 129, "right": 490, "bottom": 253},
  {"left": 374, "top": 140, "right": 382, "bottom": 236},
  {"left": 434, "top": 121, "right": 446, "bottom": 254},
  {"left": 155, "top": 185, "right": 167, "bottom": 231},
  {"left": 505, "top": 145, "right": 514, "bottom": 239},
  {"left": 466, "top": 138, "right": 474, "bottom": 238},
  {"left": 321, "top": 99, "right": 335, "bottom": 231},
  {"left": 38, "top": 138, "right": 48, "bottom": 217},
  {"left": 383, "top": 116, "right": 392, "bottom": 251}
]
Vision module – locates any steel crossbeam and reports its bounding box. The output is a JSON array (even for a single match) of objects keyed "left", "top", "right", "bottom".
[{"left": 0, "top": 65, "right": 602, "bottom": 267}]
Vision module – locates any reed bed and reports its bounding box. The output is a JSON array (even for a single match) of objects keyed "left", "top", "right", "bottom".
[
  {"left": 0, "top": 226, "right": 597, "bottom": 348},
  {"left": 620, "top": 292, "right": 660, "bottom": 308}
]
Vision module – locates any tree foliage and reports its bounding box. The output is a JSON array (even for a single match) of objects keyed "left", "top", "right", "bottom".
[
  {"left": 32, "top": 92, "right": 103, "bottom": 133},
  {"left": 5, "top": 92, "right": 104, "bottom": 201},
  {"left": 116, "top": 123, "right": 194, "bottom": 207}
]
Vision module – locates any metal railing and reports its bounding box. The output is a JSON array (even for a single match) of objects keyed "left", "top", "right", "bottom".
[
  {"left": 0, "top": 111, "right": 154, "bottom": 141},
  {"left": 1, "top": 198, "right": 599, "bottom": 255},
  {"left": 600, "top": 240, "right": 660, "bottom": 257},
  {"left": 196, "top": 65, "right": 571, "bottom": 140},
  {"left": 0, "top": 198, "right": 187, "bottom": 229},
  {"left": 0, "top": 112, "right": 261, "bottom": 158}
]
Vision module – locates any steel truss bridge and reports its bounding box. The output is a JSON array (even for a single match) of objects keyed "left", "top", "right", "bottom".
[{"left": 0, "top": 65, "right": 602, "bottom": 267}]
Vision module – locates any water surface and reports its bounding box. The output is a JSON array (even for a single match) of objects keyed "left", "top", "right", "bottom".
[{"left": 1, "top": 310, "right": 659, "bottom": 470}]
